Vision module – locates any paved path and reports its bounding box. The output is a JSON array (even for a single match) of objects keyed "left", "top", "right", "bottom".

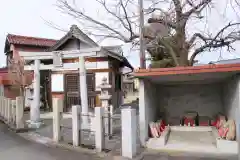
[
  {"left": 0, "top": 122, "right": 101, "bottom": 160},
  {"left": 0, "top": 121, "right": 238, "bottom": 160}
]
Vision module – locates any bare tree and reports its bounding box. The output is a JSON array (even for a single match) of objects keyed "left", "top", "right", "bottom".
[
  {"left": 56, "top": 0, "right": 240, "bottom": 67},
  {"left": 8, "top": 57, "right": 33, "bottom": 98}
]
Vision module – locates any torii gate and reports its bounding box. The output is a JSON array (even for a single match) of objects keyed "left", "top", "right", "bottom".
[{"left": 19, "top": 47, "right": 108, "bottom": 128}]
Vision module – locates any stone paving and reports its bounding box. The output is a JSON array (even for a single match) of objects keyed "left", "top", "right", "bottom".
[
  {"left": 0, "top": 121, "right": 101, "bottom": 160},
  {"left": 0, "top": 120, "right": 237, "bottom": 160}
]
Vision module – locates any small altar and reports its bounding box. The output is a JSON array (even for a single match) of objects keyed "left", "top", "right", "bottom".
[{"left": 146, "top": 126, "right": 238, "bottom": 154}]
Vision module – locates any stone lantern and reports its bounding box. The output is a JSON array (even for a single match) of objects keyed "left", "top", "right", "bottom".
[
  {"left": 98, "top": 77, "right": 113, "bottom": 136},
  {"left": 98, "top": 77, "right": 112, "bottom": 111}
]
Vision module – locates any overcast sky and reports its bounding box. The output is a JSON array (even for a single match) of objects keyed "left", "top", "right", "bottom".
[{"left": 1, "top": 0, "right": 240, "bottom": 68}]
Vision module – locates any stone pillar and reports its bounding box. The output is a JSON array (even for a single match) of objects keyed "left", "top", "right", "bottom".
[
  {"left": 29, "top": 59, "right": 41, "bottom": 128},
  {"left": 53, "top": 98, "right": 63, "bottom": 142},
  {"left": 7, "top": 98, "right": 11, "bottom": 124},
  {"left": 95, "top": 107, "right": 104, "bottom": 152},
  {"left": 79, "top": 57, "right": 88, "bottom": 129},
  {"left": 16, "top": 97, "right": 24, "bottom": 129},
  {"left": 98, "top": 77, "right": 112, "bottom": 136},
  {"left": 4, "top": 98, "right": 7, "bottom": 120},
  {"left": 139, "top": 80, "right": 147, "bottom": 146},
  {"left": 0, "top": 97, "right": 3, "bottom": 117},
  {"left": 72, "top": 105, "right": 81, "bottom": 146},
  {"left": 11, "top": 100, "right": 16, "bottom": 124},
  {"left": 121, "top": 108, "right": 137, "bottom": 159}
]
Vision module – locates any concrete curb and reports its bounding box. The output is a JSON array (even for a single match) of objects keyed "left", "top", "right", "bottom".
[
  {"left": 17, "top": 131, "right": 109, "bottom": 158},
  {"left": 17, "top": 131, "right": 146, "bottom": 160}
]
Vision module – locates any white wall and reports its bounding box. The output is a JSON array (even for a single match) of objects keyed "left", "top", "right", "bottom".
[
  {"left": 139, "top": 79, "right": 158, "bottom": 145},
  {"left": 157, "top": 83, "right": 224, "bottom": 125},
  {"left": 54, "top": 38, "right": 110, "bottom": 90},
  {"left": 223, "top": 75, "right": 240, "bottom": 141}
]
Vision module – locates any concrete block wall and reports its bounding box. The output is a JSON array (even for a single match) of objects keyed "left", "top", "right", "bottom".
[
  {"left": 157, "top": 83, "right": 224, "bottom": 125},
  {"left": 223, "top": 75, "right": 240, "bottom": 141}
]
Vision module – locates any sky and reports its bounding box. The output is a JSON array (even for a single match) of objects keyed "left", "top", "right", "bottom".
[{"left": 0, "top": 0, "right": 240, "bottom": 68}]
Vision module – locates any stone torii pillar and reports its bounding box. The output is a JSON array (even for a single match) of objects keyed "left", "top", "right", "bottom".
[
  {"left": 28, "top": 59, "right": 42, "bottom": 128},
  {"left": 79, "top": 57, "right": 89, "bottom": 129}
]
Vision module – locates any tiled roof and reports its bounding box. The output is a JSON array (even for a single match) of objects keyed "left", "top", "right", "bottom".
[{"left": 6, "top": 34, "right": 57, "bottom": 47}]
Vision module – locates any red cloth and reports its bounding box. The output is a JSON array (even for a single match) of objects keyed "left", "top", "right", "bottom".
[
  {"left": 183, "top": 117, "right": 195, "bottom": 126},
  {"left": 218, "top": 127, "right": 229, "bottom": 138},
  {"left": 211, "top": 118, "right": 220, "bottom": 128},
  {"left": 160, "top": 121, "right": 166, "bottom": 132}
]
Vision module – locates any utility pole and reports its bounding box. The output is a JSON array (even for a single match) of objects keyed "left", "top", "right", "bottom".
[{"left": 139, "top": 0, "right": 146, "bottom": 69}]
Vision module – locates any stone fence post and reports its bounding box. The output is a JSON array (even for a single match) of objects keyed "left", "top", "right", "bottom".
[
  {"left": 72, "top": 105, "right": 81, "bottom": 146},
  {"left": 121, "top": 108, "right": 137, "bottom": 159},
  {"left": 0, "top": 96, "right": 3, "bottom": 118},
  {"left": 95, "top": 107, "right": 104, "bottom": 152},
  {"left": 4, "top": 98, "right": 7, "bottom": 121},
  {"left": 53, "top": 98, "right": 63, "bottom": 142},
  {"left": 7, "top": 98, "right": 11, "bottom": 124},
  {"left": 16, "top": 97, "right": 24, "bottom": 129}
]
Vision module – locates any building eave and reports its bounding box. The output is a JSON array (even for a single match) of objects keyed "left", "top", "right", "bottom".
[{"left": 134, "top": 63, "right": 240, "bottom": 78}]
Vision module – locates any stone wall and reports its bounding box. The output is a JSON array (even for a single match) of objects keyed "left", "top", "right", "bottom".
[{"left": 157, "top": 82, "right": 224, "bottom": 125}]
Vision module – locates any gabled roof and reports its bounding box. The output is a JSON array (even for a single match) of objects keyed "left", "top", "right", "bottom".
[
  {"left": 49, "top": 25, "right": 98, "bottom": 51},
  {"left": 48, "top": 25, "right": 133, "bottom": 70},
  {"left": 4, "top": 34, "right": 57, "bottom": 53}
]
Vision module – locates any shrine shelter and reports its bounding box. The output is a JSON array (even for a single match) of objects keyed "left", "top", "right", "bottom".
[{"left": 134, "top": 64, "right": 240, "bottom": 154}]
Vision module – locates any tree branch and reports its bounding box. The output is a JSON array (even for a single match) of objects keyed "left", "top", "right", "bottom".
[
  {"left": 157, "top": 37, "right": 180, "bottom": 66},
  {"left": 184, "top": 0, "right": 212, "bottom": 17},
  {"left": 119, "top": 0, "right": 134, "bottom": 37},
  {"left": 172, "top": 0, "right": 182, "bottom": 21},
  {"left": 95, "top": 0, "right": 131, "bottom": 33},
  {"left": 189, "top": 22, "right": 240, "bottom": 65},
  {"left": 57, "top": 0, "right": 136, "bottom": 42}
]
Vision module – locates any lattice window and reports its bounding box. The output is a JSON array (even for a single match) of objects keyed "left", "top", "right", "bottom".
[{"left": 87, "top": 73, "right": 95, "bottom": 93}]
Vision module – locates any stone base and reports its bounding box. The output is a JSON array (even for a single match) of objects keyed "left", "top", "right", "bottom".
[
  {"left": 146, "top": 126, "right": 170, "bottom": 149},
  {"left": 26, "top": 120, "right": 43, "bottom": 129},
  {"left": 216, "top": 138, "right": 238, "bottom": 154}
]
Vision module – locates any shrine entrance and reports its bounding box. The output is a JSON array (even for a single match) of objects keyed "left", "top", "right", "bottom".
[{"left": 64, "top": 73, "right": 96, "bottom": 112}]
